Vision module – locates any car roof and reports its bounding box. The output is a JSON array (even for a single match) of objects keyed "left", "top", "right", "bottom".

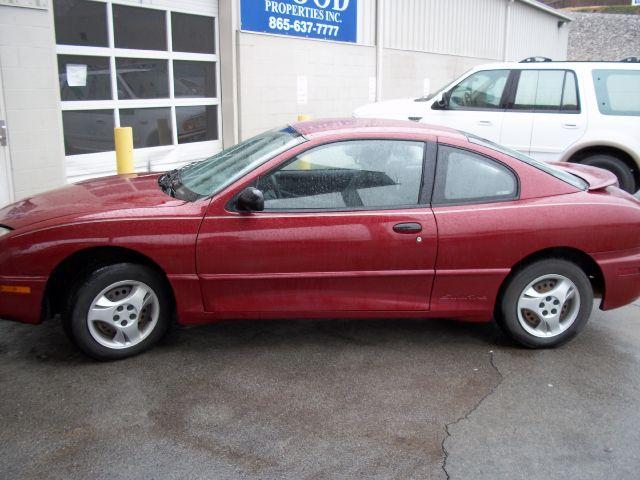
[
  {"left": 291, "top": 117, "right": 466, "bottom": 140},
  {"left": 467, "top": 61, "right": 639, "bottom": 71}
]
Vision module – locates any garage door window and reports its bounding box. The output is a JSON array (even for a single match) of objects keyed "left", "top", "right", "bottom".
[
  {"left": 58, "top": 55, "right": 111, "bottom": 101},
  {"left": 53, "top": 0, "right": 220, "bottom": 166},
  {"left": 433, "top": 146, "right": 518, "bottom": 205}
]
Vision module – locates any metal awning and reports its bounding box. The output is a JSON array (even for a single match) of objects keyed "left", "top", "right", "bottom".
[{"left": 517, "top": 0, "right": 573, "bottom": 22}]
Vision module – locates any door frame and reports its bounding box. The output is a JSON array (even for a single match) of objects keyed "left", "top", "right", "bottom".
[{"left": 0, "top": 69, "right": 15, "bottom": 207}]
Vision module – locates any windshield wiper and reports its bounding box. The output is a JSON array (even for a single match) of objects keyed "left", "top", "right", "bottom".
[{"left": 158, "top": 169, "right": 181, "bottom": 197}]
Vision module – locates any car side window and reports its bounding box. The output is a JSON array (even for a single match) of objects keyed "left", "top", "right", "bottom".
[
  {"left": 512, "top": 70, "right": 580, "bottom": 113},
  {"left": 448, "top": 70, "right": 510, "bottom": 110},
  {"left": 592, "top": 69, "right": 640, "bottom": 116},
  {"left": 433, "top": 146, "right": 518, "bottom": 205},
  {"left": 256, "top": 140, "right": 425, "bottom": 210},
  {"left": 561, "top": 71, "right": 579, "bottom": 111}
]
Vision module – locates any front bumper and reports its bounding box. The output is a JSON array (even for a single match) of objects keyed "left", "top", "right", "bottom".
[
  {"left": 0, "top": 276, "right": 47, "bottom": 324},
  {"left": 594, "top": 247, "right": 640, "bottom": 311}
]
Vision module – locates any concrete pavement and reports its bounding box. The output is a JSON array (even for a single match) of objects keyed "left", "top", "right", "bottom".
[{"left": 1, "top": 302, "right": 639, "bottom": 479}]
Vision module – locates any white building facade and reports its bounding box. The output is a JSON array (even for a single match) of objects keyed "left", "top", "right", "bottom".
[{"left": 0, "top": 0, "right": 571, "bottom": 206}]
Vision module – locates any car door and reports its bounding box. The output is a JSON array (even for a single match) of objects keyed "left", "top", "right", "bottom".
[
  {"left": 196, "top": 138, "right": 439, "bottom": 315},
  {"left": 528, "top": 70, "right": 587, "bottom": 162},
  {"left": 504, "top": 69, "right": 587, "bottom": 162},
  {"left": 425, "top": 69, "right": 511, "bottom": 143},
  {"left": 429, "top": 141, "right": 521, "bottom": 317}
]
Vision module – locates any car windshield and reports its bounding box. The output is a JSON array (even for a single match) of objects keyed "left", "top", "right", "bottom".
[
  {"left": 174, "top": 126, "right": 305, "bottom": 199},
  {"left": 466, "top": 134, "right": 589, "bottom": 190}
]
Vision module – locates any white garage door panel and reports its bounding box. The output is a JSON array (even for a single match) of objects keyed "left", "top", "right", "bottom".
[{"left": 59, "top": 0, "right": 221, "bottom": 183}]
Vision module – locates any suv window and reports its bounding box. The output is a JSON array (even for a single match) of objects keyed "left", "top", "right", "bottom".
[
  {"left": 256, "top": 140, "right": 425, "bottom": 210},
  {"left": 512, "top": 70, "right": 579, "bottom": 112},
  {"left": 592, "top": 69, "right": 640, "bottom": 116},
  {"left": 448, "top": 70, "right": 510, "bottom": 110},
  {"left": 433, "top": 146, "right": 518, "bottom": 205}
]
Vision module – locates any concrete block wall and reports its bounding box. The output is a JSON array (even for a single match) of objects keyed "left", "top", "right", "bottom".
[
  {"left": 237, "top": 33, "right": 494, "bottom": 140},
  {"left": 0, "top": 4, "right": 66, "bottom": 201},
  {"left": 381, "top": 49, "right": 492, "bottom": 101},
  {"left": 238, "top": 32, "right": 376, "bottom": 139}
]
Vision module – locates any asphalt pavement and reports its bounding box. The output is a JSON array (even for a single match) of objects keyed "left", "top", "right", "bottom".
[{"left": 1, "top": 299, "right": 640, "bottom": 480}]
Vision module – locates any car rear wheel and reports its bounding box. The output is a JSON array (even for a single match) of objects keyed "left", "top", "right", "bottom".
[
  {"left": 579, "top": 154, "right": 636, "bottom": 194},
  {"left": 498, "top": 259, "right": 593, "bottom": 348},
  {"left": 64, "top": 263, "right": 172, "bottom": 360}
]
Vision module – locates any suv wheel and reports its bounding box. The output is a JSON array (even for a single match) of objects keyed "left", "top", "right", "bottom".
[
  {"left": 580, "top": 154, "right": 636, "bottom": 194},
  {"left": 497, "top": 259, "right": 593, "bottom": 348}
]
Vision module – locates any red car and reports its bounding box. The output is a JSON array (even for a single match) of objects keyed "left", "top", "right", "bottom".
[{"left": 1, "top": 119, "right": 639, "bottom": 360}]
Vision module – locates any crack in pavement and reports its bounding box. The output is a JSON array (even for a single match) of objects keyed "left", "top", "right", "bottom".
[{"left": 440, "top": 350, "right": 504, "bottom": 480}]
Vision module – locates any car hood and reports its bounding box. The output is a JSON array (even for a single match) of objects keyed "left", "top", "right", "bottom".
[
  {"left": 0, "top": 173, "right": 186, "bottom": 230},
  {"left": 553, "top": 163, "right": 619, "bottom": 191},
  {"left": 353, "top": 98, "right": 426, "bottom": 121}
]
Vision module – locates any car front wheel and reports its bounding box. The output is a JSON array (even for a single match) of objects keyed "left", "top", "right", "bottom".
[
  {"left": 64, "top": 263, "right": 172, "bottom": 360},
  {"left": 498, "top": 259, "right": 593, "bottom": 348}
]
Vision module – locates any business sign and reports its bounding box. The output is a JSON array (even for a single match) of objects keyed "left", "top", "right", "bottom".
[{"left": 241, "top": 0, "right": 358, "bottom": 43}]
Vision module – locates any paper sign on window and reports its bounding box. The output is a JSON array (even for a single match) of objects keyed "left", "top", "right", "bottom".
[{"left": 66, "top": 64, "right": 88, "bottom": 87}]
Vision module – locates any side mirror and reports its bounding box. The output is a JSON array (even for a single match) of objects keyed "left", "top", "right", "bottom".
[
  {"left": 433, "top": 90, "right": 451, "bottom": 110},
  {"left": 236, "top": 187, "right": 264, "bottom": 212}
]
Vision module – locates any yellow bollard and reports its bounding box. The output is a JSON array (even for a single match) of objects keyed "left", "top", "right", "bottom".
[
  {"left": 298, "top": 156, "right": 311, "bottom": 170},
  {"left": 114, "top": 127, "right": 134, "bottom": 175},
  {"left": 297, "top": 114, "right": 311, "bottom": 122}
]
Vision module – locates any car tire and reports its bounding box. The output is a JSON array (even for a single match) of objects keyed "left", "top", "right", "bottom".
[
  {"left": 63, "top": 263, "right": 172, "bottom": 361},
  {"left": 497, "top": 259, "right": 593, "bottom": 348},
  {"left": 579, "top": 154, "right": 637, "bottom": 194}
]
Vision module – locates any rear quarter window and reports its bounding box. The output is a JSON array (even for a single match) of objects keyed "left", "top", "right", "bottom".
[
  {"left": 592, "top": 69, "right": 640, "bottom": 116},
  {"left": 433, "top": 145, "right": 518, "bottom": 205}
]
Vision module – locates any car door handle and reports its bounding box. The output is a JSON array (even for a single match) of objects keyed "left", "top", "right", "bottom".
[
  {"left": 562, "top": 122, "right": 579, "bottom": 129},
  {"left": 393, "top": 222, "right": 422, "bottom": 234},
  {"left": 477, "top": 120, "right": 493, "bottom": 126}
]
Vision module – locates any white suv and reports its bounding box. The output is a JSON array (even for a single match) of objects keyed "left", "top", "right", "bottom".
[{"left": 354, "top": 57, "right": 640, "bottom": 193}]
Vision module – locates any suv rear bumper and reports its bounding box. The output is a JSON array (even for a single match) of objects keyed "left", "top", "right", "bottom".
[{"left": 0, "top": 276, "right": 47, "bottom": 324}]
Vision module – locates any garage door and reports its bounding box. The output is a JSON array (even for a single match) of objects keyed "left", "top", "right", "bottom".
[{"left": 53, "top": 0, "right": 221, "bottom": 183}]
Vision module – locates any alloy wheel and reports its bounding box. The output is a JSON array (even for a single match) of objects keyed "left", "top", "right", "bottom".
[
  {"left": 86, "top": 280, "right": 160, "bottom": 349},
  {"left": 516, "top": 274, "right": 581, "bottom": 338}
]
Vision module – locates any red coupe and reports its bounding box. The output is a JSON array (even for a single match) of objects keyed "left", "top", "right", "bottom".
[{"left": 1, "top": 119, "right": 639, "bottom": 360}]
